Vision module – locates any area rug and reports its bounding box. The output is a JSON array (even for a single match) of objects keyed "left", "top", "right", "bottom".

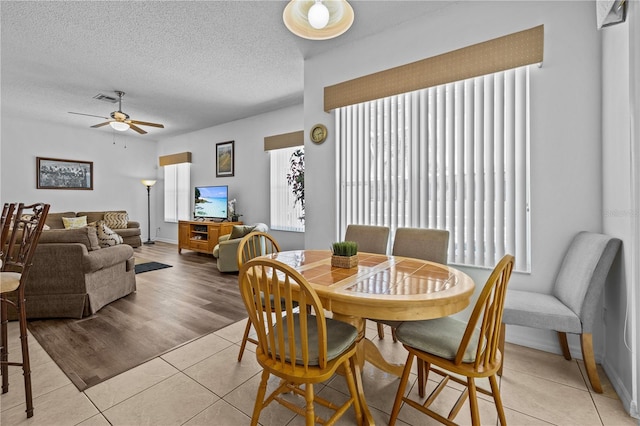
[
  {"left": 27, "top": 259, "right": 246, "bottom": 391},
  {"left": 134, "top": 261, "right": 172, "bottom": 274}
]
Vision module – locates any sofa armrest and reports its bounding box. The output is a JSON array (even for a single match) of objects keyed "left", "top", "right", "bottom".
[
  {"left": 27, "top": 243, "right": 94, "bottom": 295},
  {"left": 216, "top": 237, "right": 242, "bottom": 271},
  {"left": 218, "top": 234, "right": 232, "bottom": 244},
  {"left": 82, "top": 244, "right": 134, "bottom": 272},
  {"left": 127, "top": 221, "right": 140, "bottom": 229}
]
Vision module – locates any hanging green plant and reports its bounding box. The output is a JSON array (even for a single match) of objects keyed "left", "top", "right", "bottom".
[{"left": 286, "top": 149, "right": 304, "bottom": 221}]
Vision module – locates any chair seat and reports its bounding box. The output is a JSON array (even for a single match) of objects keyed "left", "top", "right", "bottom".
[
  {"left": 0, "top": 272, "right": 21, "bottom": 294},
  {"left": 396, "top": 317, "right": 484, "bottom": 363},
  {"left": 503, "top": 289, "right": 582, "bottom": 334},
  {"left": 271, "top": 313, "right": 358, "bottom": 366}
]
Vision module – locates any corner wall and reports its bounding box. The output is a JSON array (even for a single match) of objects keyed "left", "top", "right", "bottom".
[
  {"left": 304, "top": 0, "right": 615, "bottom": 384},
  {"left": 154, "top": 104, "right": 305, "bottom": 251},
  {"left": 601, "top": 7, "right": 637, "bottom": 416}
]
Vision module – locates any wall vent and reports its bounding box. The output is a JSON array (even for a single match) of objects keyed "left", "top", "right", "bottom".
[{"left": 93, "top": 93, "right": 118, "bottom": 103}]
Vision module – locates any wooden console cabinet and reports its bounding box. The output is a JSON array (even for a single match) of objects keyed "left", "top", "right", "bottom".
[{"left": 178, "top": 220, "right": 242, "bottom": 254}]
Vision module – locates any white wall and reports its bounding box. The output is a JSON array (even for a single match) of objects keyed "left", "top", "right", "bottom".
[
  {"left": 602, "top": 12, "right": 637, "bottom": 416},
  {"left": 304, "top": 0, "right": 621, "bottom": 384},
  {"left": 154, "top": 104, "right": 305, "bottom": 251},
  {"left": 0, "top": 114, "right": 157, "bottom": 229}
]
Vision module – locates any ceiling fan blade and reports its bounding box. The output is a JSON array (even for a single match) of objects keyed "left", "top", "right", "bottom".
[
  {"left": 128, "top": 123, "right": 147, "bottom": 134},
  {"left": 127, "top": 120, "right": 164, "bottom": 128},
  {"left": 69, "top": 112, "right": 110, "bottom": 119},
  {"left": 91, "top": 121, "right": 111, "bottom": 128}
]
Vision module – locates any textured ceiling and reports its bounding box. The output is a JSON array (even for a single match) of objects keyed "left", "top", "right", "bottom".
[{"left": 1, "top": 1, "right": 454, "bottom": 140}]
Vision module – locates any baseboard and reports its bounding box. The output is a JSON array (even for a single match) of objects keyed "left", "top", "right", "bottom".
[
  {"left": 153, "top": 237, "right": 178, "bottom": 244},
  {"left": 602, "top": 358, "right": 638, "bottom": 419}
]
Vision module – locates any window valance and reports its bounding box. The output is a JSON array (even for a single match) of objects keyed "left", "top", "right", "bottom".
[
  {"left": 264, "top": 130, "right": 304, "bottom": 151},
  {"left": 159, "top": 152, "right": 192, "bottom": 166},
  {"left": 324, "top": 25, "right": 543, "bottom": 112}
]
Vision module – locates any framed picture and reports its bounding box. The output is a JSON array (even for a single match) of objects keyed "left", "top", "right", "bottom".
[
  {"left": 216, "top": 140, "right": 235, "bottom": 177},
  {"left": 36, "top": 157, "right": 93, "bottom": 190}
]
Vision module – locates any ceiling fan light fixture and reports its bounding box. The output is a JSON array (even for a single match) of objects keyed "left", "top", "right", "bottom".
[
  {"left": 283, "top": 0, "right": 354, "bottom": 40},
  {"left": 110, "top": 121, "right": 130, "bottom": 132}
]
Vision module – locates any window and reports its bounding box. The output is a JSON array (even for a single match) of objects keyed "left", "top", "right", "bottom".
[
  {"left": 270, "top": 146, "right": 305, "bottom": 232},
  {"left": 164, "top": 162, "right": 191, "bottom": 222},
  {"left": 336, "top": 66, "right": 531, "bottom": 272}
]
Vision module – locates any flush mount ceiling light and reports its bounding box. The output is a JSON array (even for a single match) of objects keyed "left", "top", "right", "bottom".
[{"left": 283, "top": 0, "right": 354, "bottom": 40}]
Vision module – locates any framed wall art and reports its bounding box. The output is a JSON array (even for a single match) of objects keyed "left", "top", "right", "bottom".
[
  {"left": 216, "top": 140, "right": 235, "bottom": 177},
  {"left": 36, "top": 157, "right": 93, "bottom": 190}
]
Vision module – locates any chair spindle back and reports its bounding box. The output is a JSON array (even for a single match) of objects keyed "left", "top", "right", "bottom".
[
  {"left": 239, "top": 258, "right": 328, "bottom": 372},
  {"left": 3, "top": 203, "right": 50, "bottom": 276},
  {"left": 237, "top": 232, "right": 281, "bottom": 270},
  {"left": 455, "top": 254, "right": 514, "bottom": 370}
]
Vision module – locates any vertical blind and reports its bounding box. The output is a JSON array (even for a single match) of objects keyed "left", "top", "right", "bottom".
[
  {"left": 336, "top": 66, "right": 530, "bottom": 272},
  {"left": 164, "top": 162, "right": 191, "bottom": 223},
  {"left": 270, "top": 147, "right": 305, "bottom": 232}
]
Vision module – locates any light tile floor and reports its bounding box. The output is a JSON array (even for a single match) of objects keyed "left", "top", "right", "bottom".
[{"left": 1, "top": 319, "right": 637, "bottom": 426}]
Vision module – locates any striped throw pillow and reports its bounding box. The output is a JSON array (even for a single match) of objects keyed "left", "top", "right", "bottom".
[{"left": 103, "top": 212, "right": 128, "bottom": 229}]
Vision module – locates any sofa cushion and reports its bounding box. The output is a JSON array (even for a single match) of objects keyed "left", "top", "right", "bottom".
[
  {"left": 95, "top": 220, "right": 124, "bottom": 247},
  {"left": 45, "top": 212, "right": 77, "bottom": 229},
  {"left": 62, "top": 216, "right": 88, "bottom": 229},
  {"left": 39, "top": 227, "right": 101, "bottom": 251},
  {"left": 104, "top": 211, "right": 129, "bottom": 229},
  {"left": 229, "top": 225, "right": 256, "bottom": 240}
]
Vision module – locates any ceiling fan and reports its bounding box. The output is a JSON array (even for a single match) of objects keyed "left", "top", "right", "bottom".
[{"left": 69, "top": 91, "right": 164, "bottom": 135}]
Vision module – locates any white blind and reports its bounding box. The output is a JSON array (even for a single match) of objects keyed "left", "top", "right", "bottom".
[
  {"left": 270, "top": 147, "right": 305, "bottom": 232},
  {"left": 164, "top": 162, "right": 191, "bottom": 223},
  {"left": 336, "top": 66, "right": 530, "bottom": 272}
]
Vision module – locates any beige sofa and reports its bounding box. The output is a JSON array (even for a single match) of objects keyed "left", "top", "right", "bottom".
[
  {"left": 5, "top": 212, "right": 138, "bottom": 319},
  {"left": 47, "top": 211, "right": 142, "bottom": 247}
]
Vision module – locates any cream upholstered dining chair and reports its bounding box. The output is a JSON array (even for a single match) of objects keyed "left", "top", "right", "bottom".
[
  {"left": 376, "top": 227, "right": 450, "bottom": 341},
  {"left": 500, "top": 231, "right": 621, "bottom": 393},
  {"left": 236, "top": 231, "right": 281, "bottom": 361},
  {"left": 239, "top": 257, "right": 363, "bottom": 426},
  {"left": 389, "top": 255, "right": 514, "bottom": 426},
  {"left": 344, "top": 224, "right": 390, "bottom": 255},
  {"left": 1, "top": 202, "right": 50, "bottom": 418}
]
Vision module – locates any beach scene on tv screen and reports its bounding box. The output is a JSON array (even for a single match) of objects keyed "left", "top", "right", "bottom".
[{"left": 195, "top": 186, "right": 227, "bottom": 218}]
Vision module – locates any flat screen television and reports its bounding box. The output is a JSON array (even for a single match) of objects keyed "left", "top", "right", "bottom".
[{"left": 194, "top": 185, "right": 228, "bottom": 219}]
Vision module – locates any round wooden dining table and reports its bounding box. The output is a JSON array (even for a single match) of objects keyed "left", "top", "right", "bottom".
[{"left": 261, "top": 249, "right": 476, "bottom": 377}]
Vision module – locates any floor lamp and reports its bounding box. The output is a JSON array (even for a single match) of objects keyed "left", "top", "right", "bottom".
[{"left": 141, "top": 180, "right": 156, "bottom": 245}]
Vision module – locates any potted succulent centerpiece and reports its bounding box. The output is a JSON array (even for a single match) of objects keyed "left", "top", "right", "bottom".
[{"left": 331, "top": 241, "right": 359, "bottom": 269}]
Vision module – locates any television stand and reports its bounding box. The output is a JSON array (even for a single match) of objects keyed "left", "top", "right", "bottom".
[{"left": 178, "top": 220, "right": 243, "bottom": 254}]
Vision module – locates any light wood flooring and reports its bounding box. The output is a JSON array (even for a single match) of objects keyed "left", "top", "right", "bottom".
[{"left": 1, "top": 242, "right": 637, "bottom": 425}]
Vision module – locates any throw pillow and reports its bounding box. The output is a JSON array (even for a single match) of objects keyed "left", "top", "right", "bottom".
[
  {"left": 103, "top": 212, "right": 129, "bottom": 229},
  {"left": 95, "top": 220, "right": 124, "bottom": 248},
  {"left": 62, "top": 216, "right": 87, "bottom": 229},
  {"left": 229, "top": 225, "right": 256, "bottom": 240}
]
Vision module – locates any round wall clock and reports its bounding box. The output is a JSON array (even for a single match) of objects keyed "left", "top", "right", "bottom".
[{"left": 310, "top": 124, "right": 328, "bottom": 144}]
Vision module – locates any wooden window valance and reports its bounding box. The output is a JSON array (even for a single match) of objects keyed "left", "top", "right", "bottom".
[
  {"left": 324, "top": 25, "right": 544, "bottom": 112},
  {"left": 159, "top": 152, "right": 192, "bottom": 166},
  {"left": 264, "top": 130, "right": 304, "bottom": 151}
]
